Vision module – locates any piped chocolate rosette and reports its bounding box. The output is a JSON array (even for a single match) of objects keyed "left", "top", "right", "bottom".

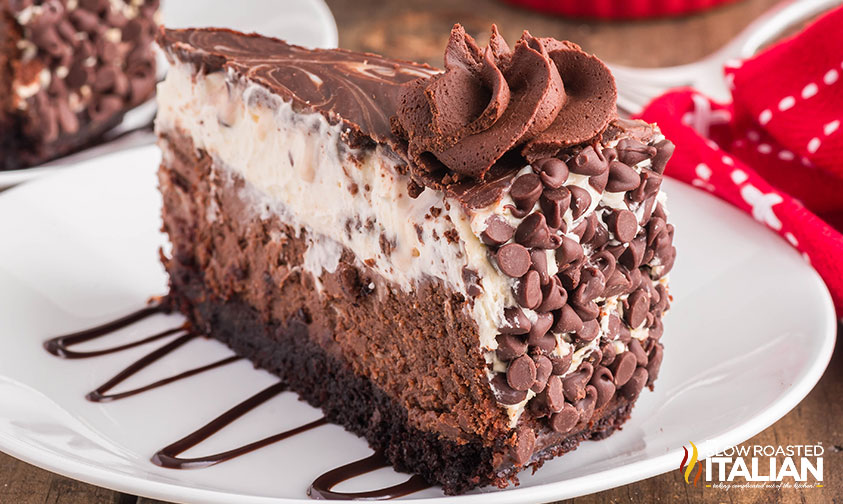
[{"left": 394, "top": 25, "right": 675, "bottom": 448}]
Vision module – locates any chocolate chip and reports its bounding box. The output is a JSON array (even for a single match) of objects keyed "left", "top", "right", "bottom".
[
  {"left": 68, "top": 8, "right": 99, "bottom": 32},
  {"left": 56, "top": 100, "right": 79, "bottom": 134},
  {"left": 510, "top": 426, "right": 536, "bottom": 465},
  {"left": 507, "top": 354, "right": 537, "bottom": 391},
  {"left": 605, "top": 161, "right": 640, "bottom": 192},
  {"left": 127, "top": 61, "right": 156, "bottom": 105},
  {"left": 88, "top": 95, "right": 122, "bottom": 123},
  {"left": 550, "top": 351, "right": 572, "bottom": 375},
  {"left": 558, "top": 265, "right": 581, "bottom": 291},
  {"left": 611, "top": 351, "right": 636, "bottom": 386},
  {"left": 553, "top": 304, "right": 583, "bottom": 334},
  {"left": 537, "top": 278, "right": 567, "bottom": 312},
  {"left": 606, "top": 209, "right": 638, "bottom": 244},
  {"left": 500, "top": 307, "right": 531, "bottom": 335},
  {"left": 589, "top": 169, "right": 609, "bottom": 193},
  {"left": 515, "top": 213, "right": 553, "bottom": 248},
  {"left": 517, "top": 270, "right": 542, "bottom": 309},
  {"left": 628, "top": 338, "right": 648, "bottom": 367},
  {"left": 66, "top": 60, "right": 91, "bottom": 90},
  {"left": 540, "top": 187, "right": 570, "bottom": 230},
  {"left": 588, "top": 347, "right": 604, "bottom": 365},
  {"left": 575, "top": 319, "right": 600, "bottom": 342},
  {"left": 629, "top": 169, "right": 663, "bottom": 202},
  {"left": 603, "top": 268, "right": 631, "bottom": 298},
  {"left": 616, "top": 138, "right": 657, "bottom": 166},
  {"left": 568, "top": 185, "right": 592, "bottom": 220},
  {"left": 646, "top": 343, "right": 664, "bottom": 385},
  {"left": 572, "top": 299, "right": 599, "bottom": 321},
  {"left": 572, "top": 212, "right": 596, "bottom": 244},
  {"left": 496, "top": 334, "right": 527, "bottom": 361},
  {"left": 600, "top": 341, "right": 617, "bottom": 366},
  {"left": 646, "top": 217, "right": 667, "bottom": 247},
  {"left": 593, "top": 250, "right": 616, "bottom": 281},
  {"left": 562, "top": 362, "right": 593, "bottom": 402},
  {"left": 527, "top": 312, "right": 554, "bottom": 345},
  {"left": 492, "top": 373, "right": 528, "bottom": 404},
  {"left": 588, "top": 221, "right": 609, "bottom": 249},
  {"left": 536, "top": 332, "right": 559, "bottom": 353},
  {"left": 568, "top": 145, "right": 608, "bottom": 176},
  {"left": 620, "top": 367, "right": 649, "bottom": 400},
  {"left": 654, "top": 283, "right": 670, "bottom": 313},
  {"left": 618, "top": 323, "right": 632, "bottom": 344},
  {"left": 573, "top": 267, "right": 605, "bottom": 305},
  {"left": 575, "top": 385, "right": 598, "bottom": 422},
  {"left": 602, "top": 147, "right": 618, "bottom": 162},
  {"left": 122, "top": 18, "right": 145, "bottom": 42},
  {"left": 556, "top": 236, "right": 583, "bottom": 266},
  {"left": 496, "top": 243, "right": 531, "bottom": 277},
  {"left": 550, "top": 403, "right": 580, "bottom": 433},
  {"left": 481, "top": 215, "right": 515, "bottom": 245},
  {"left": 625, "top": 289, "right": 650, "bottom": 328},
  {"left": 649, "top": 317, "right": 664, "bottom": 340},
  {"left": 590, "top": 366, "right": 616, "bottom": 408},
  {"left": 534, "top": 158, "right": 569, "bottom": 188},
  {"left": 650, "top": 139, "right": 675, "bottom": 174},
  {"left": 530, "top": 249, "right": 549, "bottom": 285},
  {"left": 510, "top": 173, "right": 543, "bottom": 211},
  {"left": 534, "top": 374, "right": 565, "bottom": 416},
  {"left": 31, "top": 26, "right": 63, "bottom": 57},
  {"left": 618, "top": 235, "right": 646, "bottom": 270},
  {"left": 531, "top": 355, "right": 554, "bottom": 394}
]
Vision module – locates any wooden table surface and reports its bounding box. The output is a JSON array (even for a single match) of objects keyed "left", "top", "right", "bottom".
[{"left": 2, "top": 0, "right": 840, "bottom": 502}]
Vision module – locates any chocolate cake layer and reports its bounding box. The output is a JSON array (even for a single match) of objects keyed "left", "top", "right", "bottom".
[
  {"left": 159, "top": 129, "right": 657, "bottom": 492},
  {"left": 155, "top": 26, "right": 674, "bottom": 493},
  {"left": 0, "top": 0, "right": 158, "bottom": 170}
]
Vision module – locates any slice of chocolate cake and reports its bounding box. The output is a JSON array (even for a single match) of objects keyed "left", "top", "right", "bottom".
[
  {"left": 0, "top": 0, "right": 158, "bottom": 170},
  {"left": 156, "top": 25, "right": 676, "bottom": 494}
]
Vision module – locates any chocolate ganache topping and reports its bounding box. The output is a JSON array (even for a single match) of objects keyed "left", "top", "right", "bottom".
[{"left": 394, "top": 25, "right": 617, "bottom": 181}]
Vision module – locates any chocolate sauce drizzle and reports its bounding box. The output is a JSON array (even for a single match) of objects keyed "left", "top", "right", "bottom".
[
  {"left": 44, "top": 303, "right": 432, "bottom": 500},
  {"left": 308, "top": 453, "right": 430, "bottom": 500},
  {"left": 152, "top": 382, "right": 328, "bottom": 469}
]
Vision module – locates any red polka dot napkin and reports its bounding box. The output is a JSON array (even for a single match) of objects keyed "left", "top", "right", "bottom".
[{"left": 637, "top": 6, "right": 843, "bottom": 314}]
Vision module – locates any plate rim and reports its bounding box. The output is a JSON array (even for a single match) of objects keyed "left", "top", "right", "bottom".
[{"left": 0, "top": 144, "right": 836, "bottom": 503}]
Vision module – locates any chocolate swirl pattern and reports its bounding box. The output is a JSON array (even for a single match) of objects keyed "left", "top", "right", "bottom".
[
  {"left": 159, "top": 28, "right": 437, "bottom": 147},
  {"left": 394, "top": 25, "right": 617, "bottom": 180}
]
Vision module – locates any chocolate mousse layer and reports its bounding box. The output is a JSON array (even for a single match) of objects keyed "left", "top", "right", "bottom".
[
  {"left": 156, "top": 26, "right": 674, "bottom": 494},
  {"left": 0, "top": 0, "right": 158, "bottom": 170}
]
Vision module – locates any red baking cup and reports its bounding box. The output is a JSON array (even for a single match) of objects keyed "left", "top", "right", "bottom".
[{"left": 502, "top": 0, "right": 740, "bottom": 19}]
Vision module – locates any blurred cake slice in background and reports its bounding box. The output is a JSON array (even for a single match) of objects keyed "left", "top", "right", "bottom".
[{"left": 0, "top": 0, "right": 158, "bottom": 170}]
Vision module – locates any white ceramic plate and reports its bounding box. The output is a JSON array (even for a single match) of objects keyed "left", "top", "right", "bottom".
[
  {"left": 0, "top": 0, "right": 337, "bottom": 190},
  {"left": 0, "top": 145, "right": 835, "bottom": 503}
]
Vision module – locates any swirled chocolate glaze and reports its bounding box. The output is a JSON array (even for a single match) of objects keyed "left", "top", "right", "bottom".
[
  {"left": 394, "top": 25, "right": 617, "bottom": 180},
  {"left": 158, "top": 28, "right": 438, "bottom": 148}
]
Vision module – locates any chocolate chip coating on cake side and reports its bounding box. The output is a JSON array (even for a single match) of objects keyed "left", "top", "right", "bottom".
[{"left": 475, "top": 120, "right": 675, "bottom": 442}]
